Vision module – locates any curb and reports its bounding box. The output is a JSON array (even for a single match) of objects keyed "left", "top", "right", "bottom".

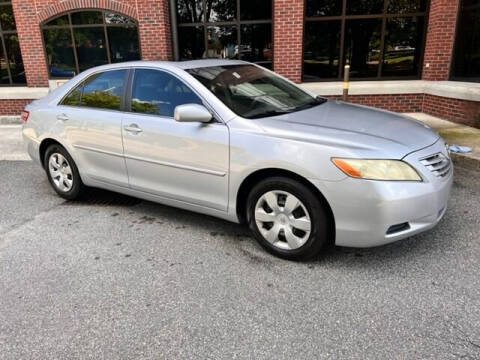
[
  {"left": 451, "top": 153, "right": 480, "bottom": 172},
  {"left": 0, "top": 116, "right": 21, "bottom": 125}
]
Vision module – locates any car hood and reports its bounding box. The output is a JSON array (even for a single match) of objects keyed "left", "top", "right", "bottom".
[{"left": 254, "top": 100, "right": 440, "bottom": 159}]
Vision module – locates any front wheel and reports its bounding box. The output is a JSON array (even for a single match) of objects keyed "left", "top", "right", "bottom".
[
  {"left": 44, "top": 144, "right": 85, "bottom": 200},
  {"left": 246, "top": 177, "right": 330, "bottom": 260}
]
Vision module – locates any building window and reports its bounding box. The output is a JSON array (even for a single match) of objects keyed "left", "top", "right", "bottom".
[
  {"left": 303, "top": 0, "right": 427, "bottom": 81},
  {"left": 0, "top": 1, "right": 26, "bottom": 85},
  {"left": 41, "top": 10, "right": 140, "bottom": 78},
  {"left": 451, "top": 0, "right": 480, "bottom": 82},
  {"left": 175, "top": 0, "right": 273, "bottom": 69}
]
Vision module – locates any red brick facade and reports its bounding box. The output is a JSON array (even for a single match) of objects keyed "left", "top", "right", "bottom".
[
  {"left": 0, "top": 99, "right": 31, "bottom": 116},
  {"left": 273, "top": 0, "right": 304, "bottom": 83},
  {"left": 11, "top": 0, "right": 172, "bottom": 88},
  {"left": 422, "top": 0, "right": 460, "bottom": 81},
  {"left": 423, "top": 94, "right": 480, "bottom": 128}
]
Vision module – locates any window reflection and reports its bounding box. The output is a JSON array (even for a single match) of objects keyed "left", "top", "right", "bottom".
[
  {"left": 306, "top": 0, "right": 342, "bottom": 17},
  {"left": 207, "top": 26, "right": 238, "bottom": 59},
  {"left": 451, "top": 0, "right": 480, "bottom": 81},
  {"left": 240, "top": 0, "right": 271, "bottom": 20},
  {"left": 42, "top": 10, "right": 140, "bottom": 78},
  {"left": 80, "top": 70, "right": 126, "bottom": 110},
  {"left": 43, "top": 28, "right": 76, "bottom": 77},
  {"left": 131, "top": 69, "right": 202, "bottom": 117},
  {"left": 303, "top": 21, "right": 341, "bottom": 80},
  {"left": 303, "top": 0, "right": 428, "bottom": 81},
  {"left": 388, "top": 0, "right": 427, "bottom": 14},
  {"left": 74, "top": 28, "right": 108, "bottom": 72},
  {"left": 179, "top": 26, "right": 205, "bottom": 59},
  {"left": 206, "top": 0, "right": 236, "bottom": 22},
  {"left": 383, "top": 17, "right": 423, "bottom": 77},
  {"left": 347, "top": 0, "right": 384, "bottom": 15},
  {"left": 177, "top": 0, "right": 204, "bottom": 23},
  {"left": 108, "top": 27, "right": 140, "bottom": 63},
  {"left": 176, "top": 0, "right": 272, "bottom": 68},
  {"left": 344, "top": 19, "right": 382, "bottom": 78},
  {"left": 0, "top": 1, "right": 25, "bottom": 84},
  {"left": 240, "top": 24, "right": 272, "bottom": 64}
]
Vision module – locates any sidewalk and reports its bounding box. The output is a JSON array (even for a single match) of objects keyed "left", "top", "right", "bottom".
[
  {"left": 0, "top": 125, "right": 30, "bottom": 160},
  {"left": 406, "top": 113, "right": 480, "bottom": 170}
]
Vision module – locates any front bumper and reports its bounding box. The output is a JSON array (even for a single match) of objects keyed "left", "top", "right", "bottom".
[{"left": 312, "top": 140, "right": 453, "bottom": 247}]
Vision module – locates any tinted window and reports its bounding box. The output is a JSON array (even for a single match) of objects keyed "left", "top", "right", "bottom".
[
  {"left": 62, "top": 84, "right": 83, "bottom": 106},
  {"left": 80, "top": 70, "right": 126, "bottom": 110},
  {"left": 382, "top": 17, "right": 424, "bottom": 77},
  {"left": 303, "top": 0, "right": 428, "bottom": 81},
  {"left": 344, "top": 19, "right": 382, "bottom": 78},
  {"left": 0, "top": 1, "right": 26, "bottom": 85},
  {"left": 131, "top": 69, "right": 202, "bottom": 117},
  {"left": 42, "top": 11, "right": 140, "bottom": 78},
  {"left": 176, "top": 0, "right": 272, "bottom": 68},
  {"left": 206, "top": 0, "right": 236, "bottom": 22},
  {"left": 240, "top": 0, "right": 271, "bottom": 20},
  {"left": 306, "top": 0, "right": 342, "bottom": 17},
  {"left": 451, "top": 0, "right": 480, "bottom": 81},
  {"left": 303, "top": 20, "right": 341, "bottom": 80}
]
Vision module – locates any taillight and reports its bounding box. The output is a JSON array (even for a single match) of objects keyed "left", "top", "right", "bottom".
[{"left": 21, "top": 110, "right": 29, "bottom": 123}]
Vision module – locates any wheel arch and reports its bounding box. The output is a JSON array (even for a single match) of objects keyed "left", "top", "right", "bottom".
[
  {"left": 39, "top": 138, "right": 70, "bottom": 169},
  {"left": 235, "top": 168, "right": 336, "bottom": 243}
]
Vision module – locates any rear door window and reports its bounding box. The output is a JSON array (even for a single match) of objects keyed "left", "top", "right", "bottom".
[
  {"left": 130, "top": 69, "right": 202, "bottom": 117},
  {"left": 80, "top": 69, "right": 127, "bottom": 110}
]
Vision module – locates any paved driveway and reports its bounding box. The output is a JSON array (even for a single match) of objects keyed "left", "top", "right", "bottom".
[{"left": 0, "top": 161, "right": 479, "bottom": 359}]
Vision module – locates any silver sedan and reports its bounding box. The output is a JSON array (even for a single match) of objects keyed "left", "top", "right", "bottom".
[{"left": 22, "top": 60, "right": 452, "bottom": 260}]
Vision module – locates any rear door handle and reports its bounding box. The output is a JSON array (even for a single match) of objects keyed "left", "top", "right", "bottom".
[
  {"left": 56, "top": 113, "right": 69, "bottom": 121},
  {"left": 124, "top": 124, "right": 143, "bottom": 134}
]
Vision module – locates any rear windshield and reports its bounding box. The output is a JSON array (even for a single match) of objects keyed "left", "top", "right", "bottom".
[{"left": 186, "top": 65, "right": 325, "bottom": 119}]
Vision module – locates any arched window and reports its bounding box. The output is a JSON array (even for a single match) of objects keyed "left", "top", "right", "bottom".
[
  {"left": 0, "top": 1, "right": 25, "bottom": 85},
  {"left": 42, "top": 10, "right": 140, "bottom": 78}
]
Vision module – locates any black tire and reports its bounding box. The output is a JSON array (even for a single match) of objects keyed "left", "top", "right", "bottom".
[
  {"left": 44, "top": 144, "right": 85, "bottom": 200},
  {"left": 246, "top": 177, "right": 330, "bottom": 261}
]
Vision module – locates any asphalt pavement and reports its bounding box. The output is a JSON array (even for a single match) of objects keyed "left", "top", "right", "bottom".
[{"left": 0, "top": 160, "right": 479, "bottom": 359}]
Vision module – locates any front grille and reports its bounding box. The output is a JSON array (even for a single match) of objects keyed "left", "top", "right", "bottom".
[{"left": 419, "top": 153, "right": 451, "bottom": 178}]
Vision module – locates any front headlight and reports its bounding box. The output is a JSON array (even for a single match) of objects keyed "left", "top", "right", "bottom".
[{"left": 331, "top": 158, "right": 422, "bottom": 181}]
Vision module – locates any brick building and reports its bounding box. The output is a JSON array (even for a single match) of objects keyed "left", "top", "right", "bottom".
[{"left": 0, "top": 0, "right": 479, "bottom": 125}]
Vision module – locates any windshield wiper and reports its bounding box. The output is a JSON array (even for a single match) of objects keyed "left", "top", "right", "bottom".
[{"left": 293, "top": 97, "right": 327, "bottom": 112}]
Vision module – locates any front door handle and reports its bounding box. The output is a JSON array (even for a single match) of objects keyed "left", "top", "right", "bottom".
[
  {"left": 56, "top": 113, "right": 69, "bottom": 121},
  {"left": 124, "top": 124, "right": 143, "bottom": 134}
]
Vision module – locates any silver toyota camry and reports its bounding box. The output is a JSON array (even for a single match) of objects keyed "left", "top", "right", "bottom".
[{"left": 22, "top": 60, "right": 452, "bottom": 260}]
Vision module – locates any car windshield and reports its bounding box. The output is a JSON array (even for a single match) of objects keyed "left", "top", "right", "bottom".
[{"left": 186, "top": 65, "right": 326, "bottom": 119}]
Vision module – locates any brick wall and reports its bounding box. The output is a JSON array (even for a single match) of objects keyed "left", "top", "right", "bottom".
[
  {"left": 422, "top": 0, "right": 460, "bottom": 81},
  {"left": 325, "top": 94, "right": 425, "bottom": 113},
  {"left": 11, "top": 0, "right": 172, "bottom": 88},
  {"left": 0, "top": 99, "right": 31, "bottom": 116},
  {"left": 423, "top": 94, "right": 480, "bottom": 128},
  {"left": 273, "top": 0, "right": 304, "bottom": 83}
]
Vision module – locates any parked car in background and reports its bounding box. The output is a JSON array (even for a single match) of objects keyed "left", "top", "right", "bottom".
[{"left": 22, "top": 60, "right": 452, "bottom": 260}]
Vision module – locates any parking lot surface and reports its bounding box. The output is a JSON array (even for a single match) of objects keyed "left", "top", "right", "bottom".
[{"left": 0, "top": 161, "right": 479, "bottom": 359}]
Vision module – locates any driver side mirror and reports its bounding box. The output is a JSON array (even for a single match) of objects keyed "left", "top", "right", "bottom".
[{"left": 174, "top": 104, "right": 212, "bottom": 123}]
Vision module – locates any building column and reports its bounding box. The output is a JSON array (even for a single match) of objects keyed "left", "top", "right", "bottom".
[
  {"left": 422, "top": 0, "right": 460, "bottom": 81},
  {"left": 11, "top": 0, "right": 49, "bottom": 87},
  {"left": 136, "top": 0, "right": 173, "bottom": 60},
  {"left": 273, "top": 0, "right": 304, "bottom": 83}
]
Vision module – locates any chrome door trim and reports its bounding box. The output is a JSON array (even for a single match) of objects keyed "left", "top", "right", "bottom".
[
  {"left": 124, "top": 153, "right": 227, "bottom": 177},
  {"left": 73, "top": 144, "right": 124, "bottom": 158}
]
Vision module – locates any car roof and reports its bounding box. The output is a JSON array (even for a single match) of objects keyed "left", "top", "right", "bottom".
[{"left": 84, "top": 59, "right": 249, "bottom": 74}]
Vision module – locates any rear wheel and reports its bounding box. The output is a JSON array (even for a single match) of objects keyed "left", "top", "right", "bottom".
[
  {"left": 246, "top": 177, "right": 330, "bottom": 260},
  {"left": 44, "top": 144, "right": 85, "bottom": 200}
]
